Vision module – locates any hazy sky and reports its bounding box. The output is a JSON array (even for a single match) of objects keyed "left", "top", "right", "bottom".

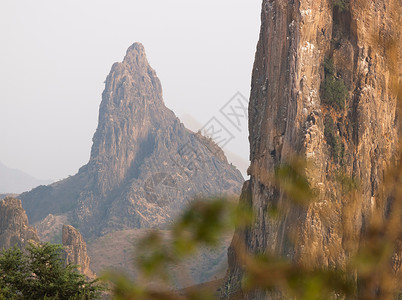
[{"left": 0, "top": 0, "right": 261, "bottom": 181}]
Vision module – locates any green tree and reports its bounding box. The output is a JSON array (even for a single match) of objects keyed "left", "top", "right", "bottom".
[
  {"left": 324, "top": 115, "right": 343, "bottom": 162},
  {"left": 0, "top": 246, "right": 29, "bottom": 299},
  {"left": 0, "top": 243, "right": 103, "bottom": 300}
]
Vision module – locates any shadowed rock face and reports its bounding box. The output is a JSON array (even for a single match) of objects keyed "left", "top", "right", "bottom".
[
  {"left": 222, "top": 0, "right": 401, "bottom": 299},
  {"left": 0, "top": 197, "right": 39, "bottom": 250},
  {"left": 62, "top": 225, "right": 95, "bottom": 279},
  {"left": 21, "top": 43, "right": 244, "bottom": 238}
]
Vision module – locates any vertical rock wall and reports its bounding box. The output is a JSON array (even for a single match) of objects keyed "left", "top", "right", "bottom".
[{"left": 223, "top": 0, "right": 401, "bottom": 298}]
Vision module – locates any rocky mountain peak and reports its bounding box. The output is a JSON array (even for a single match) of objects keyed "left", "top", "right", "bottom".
[
  {"left": 21, "top": 43, "right": 244, "bottom": 238},
  {"left": 126, "top": 42, "right": 145, "bottom": 54},
  {"left": 0, "top": 197, "right": 39, "bottom": 250},
  {"left": 124, "top": 42, "right": 148, "bottom": 65},
  {"left": 102, "top": 42, "right": 164, "bottom": 110},
  {"left": 88, "top": 43, "right": 174, "bottom": 195}
]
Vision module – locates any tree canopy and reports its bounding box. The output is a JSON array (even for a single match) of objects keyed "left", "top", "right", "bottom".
[{"left": 0, "top": 243, "right": 103, "bottom": 300}]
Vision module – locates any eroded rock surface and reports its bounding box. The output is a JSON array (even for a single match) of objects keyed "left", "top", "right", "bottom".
[
  {"left": 35, "top": 214, "right": 68, "bottom": 243},
  {"left": 62, "top": 225, "right": 95, "bottom": 279},
  {"left": 222, "top": 0, "right": 401, "bottom": 299},
  {"left": 0, "top": 197, "right": 39, "bottom": 250}
]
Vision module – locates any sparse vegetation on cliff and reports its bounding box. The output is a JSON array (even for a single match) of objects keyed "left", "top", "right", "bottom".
[
  {"left": 322, "top": 58, "right": 348, "bottom": 111},
  {"left": 324, "top": 115, "right": 343, "bottom": 162},
  {"left": 321, "top": 58, "right": 347, "bottom": 162},
  {"left": 332, "top": 0, "right": 349, "bottom": 11}
]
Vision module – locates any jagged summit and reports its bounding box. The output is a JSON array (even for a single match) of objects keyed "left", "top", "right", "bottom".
[
  {"left": 125, "top": 42, "right": 146, "bottom": 60},
  {"left": 119, "top": 43, "right": 158, "bottom": 83},
  {"left": 21, "top": 43, "right": 244, "bottom": 238}
]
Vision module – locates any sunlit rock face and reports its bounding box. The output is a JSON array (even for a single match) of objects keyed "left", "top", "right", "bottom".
[
  {"left": 62, "top": 225, "right": 95, "bottom": 279},
  {"left": 21, "top": 43, "right": 244, "bottom": 238},
  {"left": 0, "top": 197, "right": 39, "bottom": 250},
  {"left": 222, "top": 0, "right": 401, "bottom": 298}
]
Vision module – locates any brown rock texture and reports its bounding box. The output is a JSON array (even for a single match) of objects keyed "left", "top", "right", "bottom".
[
  {"left": 35, "top": 214, "right": 68, "bottom": 243},
  {"left": 62, "top": 225, "right": 95, "bottom": 279},
  {"left": 20, "top": 43, "right": 244, "bottom": 238},
  {"left": 0, "top": 197, "right": 39, "bottom": 250},
  {"left": 222, "top": 0, "right": 401, "bottom": 299}
]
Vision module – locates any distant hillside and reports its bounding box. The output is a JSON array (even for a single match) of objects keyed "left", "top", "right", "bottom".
[{"left": 0, "top": 162, "right": 51, "bottom": 193}]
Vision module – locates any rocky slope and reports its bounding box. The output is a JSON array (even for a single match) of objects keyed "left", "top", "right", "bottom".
[
  {"left": 62, "top": 225, "right": 95, "bottom": 279},
  {"left": 87, "top": 229, "right": 231, "bottom": 288},
  {"left": 222, "top": 0, "right": 401, "bottom": 299},
  {"left": 20, "top": 43, "right": 244, "bottom": 238},
  {"left": 0, "top": 197, "right": 39, "bottom": 250}
]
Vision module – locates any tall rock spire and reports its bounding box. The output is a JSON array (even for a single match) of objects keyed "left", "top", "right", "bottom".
[
  {"left": 89, "top": 42, "right": 174, "bottom": 195},
  {"left": 21, "top": 43, "right": 244, "bottom": 238}
]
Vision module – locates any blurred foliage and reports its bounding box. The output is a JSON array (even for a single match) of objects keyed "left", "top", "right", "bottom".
[
  {"left": 103, "top": 5, "right": 401, "bottom": 299},
  {"left": 103, "top": 153, "right": 401, "bottom": 299},
  {"left": 0, "top": 243, "right": 104, "bottom": 299},
  {"left": 103, "top": 197, "right": 253, "bottom": 299}
]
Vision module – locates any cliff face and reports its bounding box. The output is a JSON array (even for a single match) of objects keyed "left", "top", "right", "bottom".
[
  {"left": 21, "top": 43, "right": 244, "bottom": 238},
  {"left": 88, "top": 43, "right": 175, "bottom": 196},
  {"left": 62, "top": 225, "right": 95, "bottom": 279},
  {"left": 223, "top": 0, "right": 401, "bottom": 298},
  {"left": 0, "top": 197, "right": 40, "bottom": 250}
]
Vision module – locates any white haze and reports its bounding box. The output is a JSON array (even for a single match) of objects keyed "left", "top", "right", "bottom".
[{"left": 0, "top": 0, "right": 261, "bottom": 181}]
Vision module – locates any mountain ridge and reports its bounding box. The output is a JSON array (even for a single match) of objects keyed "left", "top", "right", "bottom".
[{"left": 0, "top": 162, "right": 52, "bottom": 194}]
